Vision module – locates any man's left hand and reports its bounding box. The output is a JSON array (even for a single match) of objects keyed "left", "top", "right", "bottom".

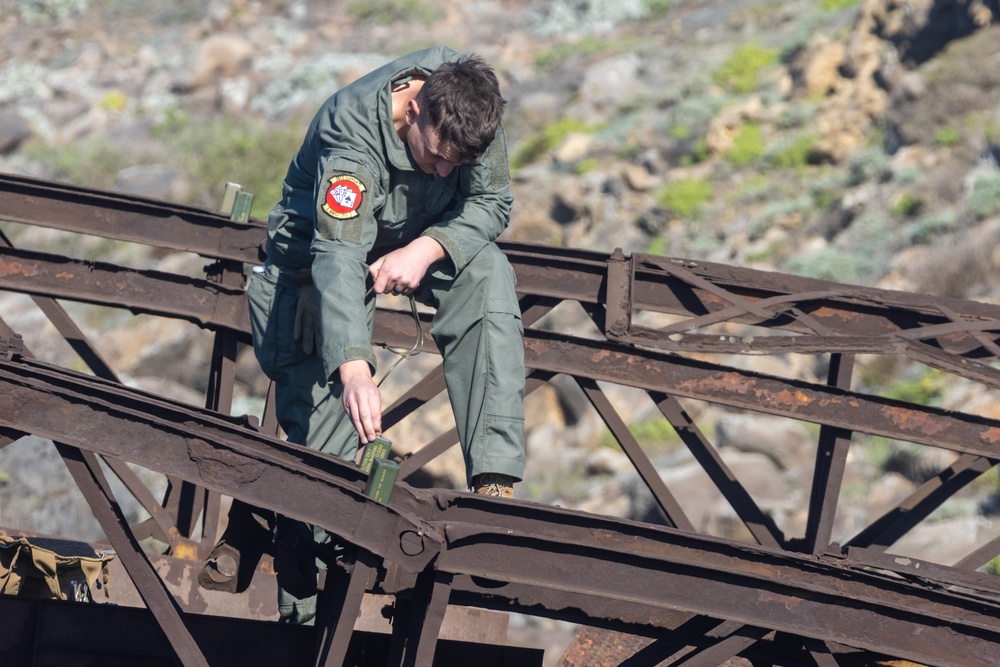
[{"left": 369, "top": 236, "right": 445, "bottom": 295}]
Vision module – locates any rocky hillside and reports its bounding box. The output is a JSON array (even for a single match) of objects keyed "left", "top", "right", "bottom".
[
  {"left": 3, "top": 0, "right": 1000, "bottom": 558},
  {"left": 3, "top": 0, "right": 1000, "bottom": 292},
  {"left": 5, "top": 1, "right": 1000, "bottom": 660}
]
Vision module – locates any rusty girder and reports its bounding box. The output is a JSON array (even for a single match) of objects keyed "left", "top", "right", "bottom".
[
  {"left": 3, "top": 172, "right": 1000, "bottom": 666},
  {"left": 2, "top": 354, "right": 1000, "bottom": 667}
]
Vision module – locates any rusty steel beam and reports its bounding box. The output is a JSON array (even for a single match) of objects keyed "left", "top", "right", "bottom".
[
  {"left": 0, "top": 229, "right": 121, "bottom": 381},
  {"left": 520, "top": 329, "right": 1000, "bottom": 459},
  {"left": 5, "top": 355, "right": 1000, "bottom": 667},
  {"left": 8, "top": 175, "right": 1000, "bottom": 665},
  {"left": 805, "top": 353, "right": 856, "bottom": 554},
  {"left": 0, "top": 592, "right": 540, "bottom": 666},
  {"left": 8, "top": 171, "right": 1000, "bottom": 362},
  {"left": 1, "top": 264, "right": 998, "bottom": 468},
  {"left": 576, "top": 376, "right": 696, "bottom": 533},
  {"left": 0, "top": 173, "right": 263, "bottom": 263},
  {"left": 374, "top": 307, "right": 1000, "bottom": 462},
  {"left": 846, "top": 453, "right": 998, "bottom": 551},
  {"left": 430, "top": 521, "right": 1000, "bottom": 667},
  {"left": 8, "top": 248, "right": 996, "bottom": 552},
  {"left": 651, "top": 389, "right": 786, "bottom": 549},
  {"left": 0, "top": 246, "right": 249, "bottom": 333},
  {"left": 632, "top": 253, "right": 1000, "bottom": 327},
  {"left": 0, "top": 356, "right": 441, "bottom": 574},
  {"left": 0, "top": 322, "right": 197, "bottom": 554},
  {"left": 54, "top": 442, "right": 211, "bottom": 667}
]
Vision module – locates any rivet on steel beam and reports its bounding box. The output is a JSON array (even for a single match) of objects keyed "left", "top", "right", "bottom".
[{"left": 399, "top": 529, "right": 425, "bottom": 556}]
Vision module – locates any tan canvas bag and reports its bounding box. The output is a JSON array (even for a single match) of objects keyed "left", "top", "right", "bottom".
[{"left": 0, "top": 534, "right": 114, "bottom": 602}]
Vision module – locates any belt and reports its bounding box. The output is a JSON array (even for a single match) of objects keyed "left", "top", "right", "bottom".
[{"left": 255, "top": 262, "right": 312, "bottom": 285}]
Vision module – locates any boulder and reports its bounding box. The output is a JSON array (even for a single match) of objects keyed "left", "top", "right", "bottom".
[{"left": 0, "top": 109, "right": 32, "bottom": 154}]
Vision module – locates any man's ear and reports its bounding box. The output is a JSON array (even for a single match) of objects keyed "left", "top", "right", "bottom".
[{"left": 405, "top": 98, "right": 420, "bottom": 126}]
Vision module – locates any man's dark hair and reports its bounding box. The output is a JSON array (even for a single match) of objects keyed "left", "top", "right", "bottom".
[{"left": 419, "top": 54, "right": 506, "bottom": 163}]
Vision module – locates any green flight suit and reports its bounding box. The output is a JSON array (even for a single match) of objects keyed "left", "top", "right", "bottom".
[{"left": 246, "top": 46, "right": 525, "bottom": 623}]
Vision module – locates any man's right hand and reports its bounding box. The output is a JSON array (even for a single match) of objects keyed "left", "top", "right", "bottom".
[{"left": 339, "top": 359, "right": 381, "bottom": 444}]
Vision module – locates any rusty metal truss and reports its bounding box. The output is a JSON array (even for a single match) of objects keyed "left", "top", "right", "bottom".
[{"left": 2, "top": 172, "right": 1000, "bottom": 666}]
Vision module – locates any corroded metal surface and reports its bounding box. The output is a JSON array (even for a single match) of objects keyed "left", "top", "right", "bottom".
[{"left": 3, "top": 173, "right": 1000, "bottom": 666}]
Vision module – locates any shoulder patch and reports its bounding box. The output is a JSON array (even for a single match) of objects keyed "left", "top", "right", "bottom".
[{"left": 323, "top": 175, "right": 366, "bottom": 219}]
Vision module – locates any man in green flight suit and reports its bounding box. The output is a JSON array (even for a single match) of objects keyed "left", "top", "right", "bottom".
[{"left": 246, "top": 46, "right": 525, "bottom": 623}]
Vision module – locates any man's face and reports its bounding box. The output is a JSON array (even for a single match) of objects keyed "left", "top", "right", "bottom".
[{"left": 405, "top": 102, "right": 466, "bottom": 177}]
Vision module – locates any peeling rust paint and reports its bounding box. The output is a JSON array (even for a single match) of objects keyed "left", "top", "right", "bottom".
[
  {"left": 981, "top": 427, "right": 1000, "bottom": 445},
  {"left": 759, "top": 388, "right": 815, "bottom": 411},
  {"left": 757, "top": 588, "right": 802, "bottom": 611},
  {"left": 0, "top": 259, "right": 36, "bottom": 278},
  {"left": 880, "top": 405, "right": 949, "bottom": 437},
  {"left": 678, "top": 371, "right": 758, "bottom": 397},
  {"left": 187, "top": 437, "right": 267, "bottom": 487}
]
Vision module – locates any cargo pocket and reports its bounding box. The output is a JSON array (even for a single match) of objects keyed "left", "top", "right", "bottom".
[
  {"left": 484, "top": 297, "right": 525, "bottom": 423},
  {"left": 247, "top": 267, "right": 310, "bottom": 382}
]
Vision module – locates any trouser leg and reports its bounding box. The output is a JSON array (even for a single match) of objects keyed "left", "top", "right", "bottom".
[
  {"left": 270, "top": 290, "right": 375, "bottom": 623},
  {"left": 422, "top": 243, "right": 526, "bottom": 486},
  {"left": 272, "top": 355, "right": 359, "bottom": 624}
]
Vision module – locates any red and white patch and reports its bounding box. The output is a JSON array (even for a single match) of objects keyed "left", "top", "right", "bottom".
[{"left": 322, "top": 175, "right": 365, "bottom": 219}]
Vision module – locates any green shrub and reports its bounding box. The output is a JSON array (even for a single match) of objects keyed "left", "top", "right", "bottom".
[
  {"left": 907, "top": 209, "right": 958, "bottom": 243},
  {"left": 935, "top": 124, "right": 961, "bottom": 147},
  {"left": 510, "top": 118, "right": 599, "bottom": 171},
  {"left": 670, "top": 123, "right": 692, "bottom": 140},
  {"left": 776, "top": 100, "right": 821, "bottom": 130},
  {"left": 749, "top": 196, "right": 812, "bottom": 239},
  {"left": 16, "top": 0, "right": 87, "bottom": 22},
  {"left": 767, "top": 134, "right": 820, "bottom": 168},
  {"left": 891, "top": 191, "right": 923, "bottom": 218},
  {"left": 884, "top": 369, "right": 944, "bottom": 406},
  {"left": 713, "top": 44, "right": 779, "bottom": 94},
  {"left": 153, "top": 112, "right": 303, "bottom": 218},
  {"left": 99, "top": 90, "right": 130, "bottom": 113},
  {"left": 347, "top": 0, "right": 441, "bottom": 25},
  {"left": 597, "top": 417, "right": 680, "bottom": 453},
  {"left": 680, "top": 137, "right": 710, "bottom": 166},
  {"left": 644, "top": 0, "right": 675, "bottom": 18},
  {"left": 23, "top": 138, "right": 134, "bottom": 192},
  {"left": 733, "top": 174, "right": 773, "bottom": 204},
  {"left": 535, "top": 37, "right": 614, "bottom": 69},
  {"left": 656, "top": 178, "right": 713, "bottom": 218},
  {"left": 846, "top": 146, "right": 891, "bottom": 185},
  {"left": 812, "top": 188, "right": 838, "bottom": 211},
  {"left": 745, "top": 242, "right": 782, "bottom": 263},
  {"left": 973, "top": 465, "right": 1000, "bottom": 495},
  {"left": 820, "top": 0, "right": 861, "bottom": 10},
  {"left": 786, "top": 246, "right": 865, "bottom": 283},
  {"left": 837, "top": 211, "right": 895, "bottom": 283},
  {"left": 892, "top": 164, "right": 924, "bottom": 185},
  {"left": 646, "top": 235, "right": 668, "bottom": 256},
  {"left": 969, "top": 173, "right": 1000, "bottom": 219},
  {"left": 726, "top": 122, "right": 765, "bottom": 166}
]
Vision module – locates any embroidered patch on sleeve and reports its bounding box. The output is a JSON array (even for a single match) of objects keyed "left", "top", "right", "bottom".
[{"left": 323, "top": 175, "right": 366, "bottom": 219}]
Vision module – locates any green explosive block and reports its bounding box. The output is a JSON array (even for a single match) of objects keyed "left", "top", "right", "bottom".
[
  {"left": 363, "top": 458, "right": 399, "bottom": 504},
  {"left": 359, "top": 436, "right": 392, "bottom": 474}
]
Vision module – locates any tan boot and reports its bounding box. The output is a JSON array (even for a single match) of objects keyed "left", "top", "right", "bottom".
[{"left": 472, "top": 473, "right": 515, "bottom": 498}]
